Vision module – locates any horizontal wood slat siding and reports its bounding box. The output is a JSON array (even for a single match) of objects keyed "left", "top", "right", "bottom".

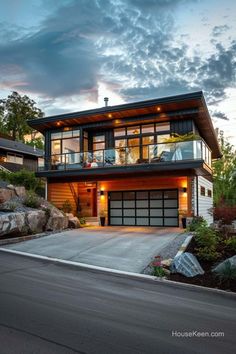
[
  {"left": 48, "top": 182, "right": 78, "bottom": 213},
  {"left": 198, "top": 176, "right": 213, "bottom": 224},
  {"left": 98, "top": 176, "right": 189, "bottom": 217}
]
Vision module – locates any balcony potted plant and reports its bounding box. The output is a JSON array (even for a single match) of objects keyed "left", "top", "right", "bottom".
[
  {"left": 179, "top": 209, "right": 188, "bottom": 229},
  {"left": 99, "top": 209, "right": 106, "bottom": 226}
]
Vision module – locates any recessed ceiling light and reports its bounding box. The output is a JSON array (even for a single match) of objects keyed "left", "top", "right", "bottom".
[
  {"left": 56, "top": 122, "right": 61, "bottom": 126},
  {"left": 157, "top": 107, "right": 161, "bottom": 112},
  {"left": 108, "top": 113, "right": 112, "bottom": 118}
]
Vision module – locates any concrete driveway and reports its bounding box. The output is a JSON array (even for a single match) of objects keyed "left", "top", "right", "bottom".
[{"left": 3, "top": 227, "right": 182, "bottom": 273}]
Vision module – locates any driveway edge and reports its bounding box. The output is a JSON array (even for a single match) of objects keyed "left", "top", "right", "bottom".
[{"left": 0, "top": 247, "right": 235, "bottom": 298}]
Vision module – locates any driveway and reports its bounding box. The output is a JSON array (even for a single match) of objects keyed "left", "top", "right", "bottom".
[{"left": 3, "top": 226, "right": 182, "bottom": 273}]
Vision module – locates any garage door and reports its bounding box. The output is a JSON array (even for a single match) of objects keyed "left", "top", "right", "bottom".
[{"left": 108, "top": 189, "right": 179, "bottom": 227}]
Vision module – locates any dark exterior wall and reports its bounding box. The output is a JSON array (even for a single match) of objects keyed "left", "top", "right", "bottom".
[{"left": 170, "top": 119, "right": 193, "bottom": 135}]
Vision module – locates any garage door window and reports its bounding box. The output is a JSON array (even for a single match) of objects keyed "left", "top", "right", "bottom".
[{"left": 109, "top": 189, "right": 179, "bottom": 227}]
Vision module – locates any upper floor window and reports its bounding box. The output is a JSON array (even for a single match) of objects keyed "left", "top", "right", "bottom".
[
  {"left": 51, "top": 128, "right": 80, "bottom": 156},
  {"left": 200, "top": 186, "right": 205, "bottom": 196}
]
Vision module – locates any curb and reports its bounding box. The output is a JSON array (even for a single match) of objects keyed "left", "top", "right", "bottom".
[{"left": 0, "top": 247, "right": 235, "bottom": 298}]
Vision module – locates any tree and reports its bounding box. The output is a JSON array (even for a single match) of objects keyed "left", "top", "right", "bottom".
[
  {"left": 0, "top": 91, "right": 44, "bottom": 141},
  {"left": 213, "top": 131, "right": 236, "bottom": 206},
  {"left": 25, "top": 137, "right": 44, "bottom": 150}
]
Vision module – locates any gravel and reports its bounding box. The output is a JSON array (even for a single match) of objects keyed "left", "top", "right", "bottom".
[{"left": 142, "top": 232, "right": 190, "bottom": 274}]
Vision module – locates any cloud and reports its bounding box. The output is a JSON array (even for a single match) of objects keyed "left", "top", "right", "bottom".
[
  {"left": 0, "top": 0, "right": 235, "bottom": 112},
  {"left": 212, "top": 111, "right": 229, "bottom": 120},
  {"left": 212, "top": 25, "right": 230, "bottom": 37}
]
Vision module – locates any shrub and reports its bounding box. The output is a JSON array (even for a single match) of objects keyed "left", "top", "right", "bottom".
[
  {"left": 196, "top": 246, "right": 220, "bottom": 262},
  {"left": 79, "top": 217, "right": 86, "bottom": 225},
  {"left": 195, "top": 225, "right": 220, "bottom": 262},
  {"left": 224, "top": 237, "right": 236, "bottom": 253},
  {"left": 23, "top": 191, "right": 41, "bottom": 208},
  {"left": 213, "top": 260, "right": 236, "bottom": 286},
  {"left": 61, "top": 200, "right": 73, "bottom": 213},
  {"left": 195, "top": 225, "right": 219, "bottom": 249},
  {"left": 213, "top": 205, "right": 236, "bottom": 225},
  {"left": 187, "top": 216, "right": 207, "bottom": 231},
  {"left": 0, "top": 169, "right": 44, "bottom": 193}
]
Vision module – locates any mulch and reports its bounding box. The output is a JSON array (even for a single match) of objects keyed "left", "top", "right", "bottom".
[{"left": 169, "top": 238, "right": 236, "bottom": 292}]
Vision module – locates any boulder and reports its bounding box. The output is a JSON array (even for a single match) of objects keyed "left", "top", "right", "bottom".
[
  {"left": 0, "top": 188, "right": 15, "bottom": 203},
  {"left": 68, "top": 216, "right": 81, "bottom": 229},
  {"left": 0, "top": 212, "right": 27, "bottom": 237},
  {"left": 7, "top": 184, "right": 15, "bottom": 190},
  {"left": 212, "top": 255, "right": 236, "bottom": 273},
  {"left": 26, "top": 210, "right": 46, "bottom": 234},
  {"left": 45, "top": 207, "right": 68, "bottom": 231},
  {"left": 171, "top": 252, "right": 204, "bottom": 277},
  {"left": 161, "top": 258, "right": 173, "bottom": 268},
  {"left": 14, "top": 186, "right": 26, "bottom": 198}
]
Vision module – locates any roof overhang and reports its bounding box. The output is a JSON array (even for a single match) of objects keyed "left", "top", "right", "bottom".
[{"left": 28, "top": 91, "right": 221, "bottom": 158}]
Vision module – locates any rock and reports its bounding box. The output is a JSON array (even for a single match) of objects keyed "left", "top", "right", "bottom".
[
  {"left": 0, "top": 188, "right": 15, "bottom": 203},
  {"left": 0, "top": 200, "right": 17, "bottom": 212},
  {"left": 45, "top": 207, "right": 68, "bottom": 231},
  {"left": 7, "top": 184, "right": 15, "bottom": 190},
  {"left": 26, "top": 210, "right": 46, "bottom": 234},
  {"left": 68, "top": 216, "right": 81, "bottom": 229},
  {"left": 14, "top": 186, "right": 26, "bottom": 198},
  {"left": 212, "top": 256, "right": 236, "bottom": 273},
  {"left": 66, "top": 213, "right": 74, "bottom": 219},
  {"left": 171, "top": 252, "right": 204, "bottom": 277},
  {"left": 161, "top": 258, "right": 173, "bottom": 268},
  {"left": 0, "top": 212, "right": 27, "bottom": 237}
]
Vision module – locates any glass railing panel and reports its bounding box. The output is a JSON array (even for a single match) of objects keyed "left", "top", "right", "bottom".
[
  {"left": 175, "top": 141, "right": 194, "bottom": 160},
  {"left": 149, "top": 143, "right": 172, "bottom": 162},
  {"left": 115, "top": 147, "right": 127, "bottom": 165},
  {"left": 104, "top": 149, "right": 116, "bottom": 166},
  {"left": 66, "top": 152, "right": 83, "bottom": 169}
]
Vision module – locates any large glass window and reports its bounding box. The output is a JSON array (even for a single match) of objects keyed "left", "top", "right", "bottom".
[{"left": 50, "top": 128, "right": 81, "bottom": 165}]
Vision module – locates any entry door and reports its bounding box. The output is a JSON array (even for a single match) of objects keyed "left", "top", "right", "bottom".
[{"left": 108, "top": 189, "right": 179, "bottom": 226}]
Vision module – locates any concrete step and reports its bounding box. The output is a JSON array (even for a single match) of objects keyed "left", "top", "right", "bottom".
[{"left": 85, "top": 217, "right": 99, "bottom": 226}]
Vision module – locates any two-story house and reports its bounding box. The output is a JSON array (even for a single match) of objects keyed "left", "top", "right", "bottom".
[{"left": 28, "top": 91, "right": 221, "bottom": 227}]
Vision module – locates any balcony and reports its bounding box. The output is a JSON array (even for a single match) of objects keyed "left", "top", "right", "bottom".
[{"left": 38, "top": 139, "right": 211, "bottom": 172}]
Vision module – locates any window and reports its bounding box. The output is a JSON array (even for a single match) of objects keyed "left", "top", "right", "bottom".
[
  {"left": 142, "top": 124, "right": 154, "bottom": 134},
  {"left": 7, "top": 153, "right": 23, "bottom": 165},
  {"left": 50, "top": 128, "right": 81, "bottom": 164},
  {"left": 127, "top": 126, "right": 140, "bottom": 135},
  {"left": 207, "top": 189, "right": 212, "bottom": 197},
  {"left": 114, "top": 128, "right": 126, "bottom": 137},
  {"left": 200, "top": 186, "right": 205, "bottom": 196},
  {"left": 156, "top": 122, "right": 170, "bottom": 132}
]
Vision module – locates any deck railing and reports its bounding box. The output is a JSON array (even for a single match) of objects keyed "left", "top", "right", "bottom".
[{"left": 38, "top": 139, "right": 212, "bottom": 172}]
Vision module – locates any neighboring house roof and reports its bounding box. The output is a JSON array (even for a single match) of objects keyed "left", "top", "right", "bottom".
[
  {"left": 27, "top": 91, "right": 221, "bottom": 158},
  {"left": 0, "top": 137, "right": 43, "bottom": 157},
  {"left": 0, "top": 161, "right": 24, "bottom": 173}
]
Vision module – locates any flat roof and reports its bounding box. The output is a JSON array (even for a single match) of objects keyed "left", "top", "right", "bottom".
[{"left": 28, "top": 91, "right": 221, "bottom": 158}]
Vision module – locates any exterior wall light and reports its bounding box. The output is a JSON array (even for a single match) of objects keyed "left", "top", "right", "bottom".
[
  {"left": 183, "top": 187, "right": 187, "bottom": 193},
  {"left": 100, "top": 190, "right": 104, "bottom": 196}
]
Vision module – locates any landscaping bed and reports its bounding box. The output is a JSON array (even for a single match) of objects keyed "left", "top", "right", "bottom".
[{"left": 169, "top": 237, "right": 236, "bottom": 292}]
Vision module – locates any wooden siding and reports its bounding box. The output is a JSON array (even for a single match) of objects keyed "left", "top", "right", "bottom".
[
  {"left": 170, "top": 119, "right": 193, "bottom": 135},
  {"left": 97, "top": 176, "right": 190, "bottom": 220},
  {"left": 48, "top": 182, "right": 78, "bottom": 213}
]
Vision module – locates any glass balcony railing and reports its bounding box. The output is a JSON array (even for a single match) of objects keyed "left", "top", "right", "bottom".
[{"left": 38, "top": 139, "right": 212, "bottom": 171}]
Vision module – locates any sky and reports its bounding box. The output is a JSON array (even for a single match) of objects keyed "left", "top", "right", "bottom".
[{"left": 0, "top": 0, "right": 235, "bottom": 145}]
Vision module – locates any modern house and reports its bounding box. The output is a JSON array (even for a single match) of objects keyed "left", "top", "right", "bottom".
[
  {"left": 0, "top": 133, "right": 43, "bottom": 173},
  {"left": 28, "top": 91, "right": 221, "bottom": 226}
]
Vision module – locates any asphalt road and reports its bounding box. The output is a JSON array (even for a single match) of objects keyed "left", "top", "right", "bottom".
[{"left": 0, "top": 252, "right": 235, "bottom": 354}]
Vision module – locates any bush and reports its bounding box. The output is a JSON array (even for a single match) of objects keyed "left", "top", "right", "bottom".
[
  {"left": 187, "top": 216, "right": 207, "bottom": 231},
  {"left": 23, "top": 191, "right": 41, "bottom": 208},
  {"left": 195, "top": 225, "right": 219, "bottom": 248},
  {"left": 196, "top": 246, "right": 220, "bottom": 262},
  {"left": 79, "top": 217, "right": 86, "bottom": 225},
  {"left": 213, "top": 260, "right": 236, "bottom": 286},
  {"left": 151, "top": 256, "right": 166, "bottom": 277},
  {"left": 214, "top": 205, "right": 236, "bottom": 225},
  {"left": 224, "top": 237, "right": 236, "bottom": 253},
  {"left": 195, "top": 225, "right": 220, "bottom": 261},
  {"left": 61, "top": 200, "right": 73, "bottom": 213},
  {"left": 0, "top": 169, "right": 44, "bottom": 193}
]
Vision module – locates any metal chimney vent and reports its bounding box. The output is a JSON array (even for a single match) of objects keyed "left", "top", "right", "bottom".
[{"left": 104, "top": 97, "right": 109, "bottom": 107}]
